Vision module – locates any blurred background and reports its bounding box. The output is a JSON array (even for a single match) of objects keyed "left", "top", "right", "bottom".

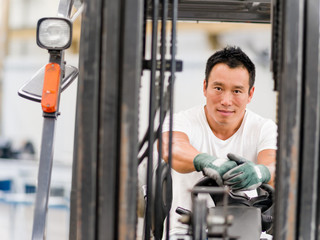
[
  {"left": 0, "top": 0, "right": 276, "bottom": 239},
  {"left": 0, "top": 0, "right": 79, "bottom": 239}
]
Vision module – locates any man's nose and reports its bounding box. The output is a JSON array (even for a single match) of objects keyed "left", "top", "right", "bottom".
[{"left": 220, "top": 92, "right": 232, "bottom": 106}]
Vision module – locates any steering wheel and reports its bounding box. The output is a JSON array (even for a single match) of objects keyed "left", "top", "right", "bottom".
[{"left": 194, "top": 176, "right": 274, "bottom": 233}]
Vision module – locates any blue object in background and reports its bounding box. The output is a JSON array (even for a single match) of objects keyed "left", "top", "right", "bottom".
[
  {"left": 0, "top": 179, "right": 12, "bottom": 192},
  {"left": 25, "top": 184, "right": 36, "bottom": 194}
]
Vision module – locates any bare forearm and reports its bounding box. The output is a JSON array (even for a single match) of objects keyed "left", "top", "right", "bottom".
[
  {"left": 167, "top": 143, "right": 199, "bottom": 173},
  {"left": 161, "top": 131, "right": 200, "bottom": 173}
]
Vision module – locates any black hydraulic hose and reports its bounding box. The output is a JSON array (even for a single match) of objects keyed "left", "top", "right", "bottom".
[
  {"left": 142, "top": 0, "right": 148, "bottom": 74},
  {"left": 144, "top": 0, "right": 159, "bottom": 239},
  {"left": 154, "top": 0, "right": 168, "bottom": 238},
  {"left": 166, "top": 0, "right": 178, "bottom": 239},
  {"left": 138, "top": 108, "right": 169, "bottom": 165},
  {"left": 138, "top": 86, "right": 171, "bottom": 154},
  {"left": 139, "top": 130, "right": 148, "bottom": 152},
  {"left": 138, "top": 83, "right": 174, "bottom": 165},
  {"left": 138, "top": 128, "right": 159, "bottom": 165}
]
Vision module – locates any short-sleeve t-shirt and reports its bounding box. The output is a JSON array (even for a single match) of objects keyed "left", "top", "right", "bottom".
[{"left": 162, "top": 105, "right": 278, "bottom": 235}]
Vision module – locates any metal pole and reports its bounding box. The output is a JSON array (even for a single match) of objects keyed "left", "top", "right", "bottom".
[
  {"left": 273, "top": 0, "right": 305, "bottom": 239},
  {"left": 117, "top": 0, "right": 143, "bottom": 239},
  {"left": 144, "top": 0, "right": 159, "bottom": 239},
  {"left": 32, "top": 50, "right": 65, "bottom": 240},
  {"left": 166, "top": 0, "right": 178, "bottom": 239},
  {"left": 154, "top": 0, "right": 168, "bottom": 239},
  {"left": 57, "top": 0, "right": 75, "bottom": 18},
  {"left": 31, "top": 117, "right": 56, "bottom": 240},
  {"left": 297, "top": 0, "right": 320, "bottom": 239}
]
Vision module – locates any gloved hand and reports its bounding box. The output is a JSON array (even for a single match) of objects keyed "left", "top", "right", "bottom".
[
  {"left": 223, "top": 153, "right": 271, "bottom": 191},
  {"left": 193, "top": 153, "right": 237, "bottom": 186}
]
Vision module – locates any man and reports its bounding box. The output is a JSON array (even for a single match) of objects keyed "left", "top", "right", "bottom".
[{"left": 160, "top": 46, "right": 277, "bottom": 235}]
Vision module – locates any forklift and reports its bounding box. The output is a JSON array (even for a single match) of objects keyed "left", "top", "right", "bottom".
[{"left": 19, "top": 0, "right": 320, "bottom": 239}]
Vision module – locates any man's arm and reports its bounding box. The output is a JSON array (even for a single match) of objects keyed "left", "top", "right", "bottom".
[
  {"left": 257, "top": 149, "right": 276, "bottom": 187},
  {"left": 161, "top": 131, "right": 238, "bottom": 186},
  {"left": 160, "top": 131, "right": 200, "bottom": 173}
]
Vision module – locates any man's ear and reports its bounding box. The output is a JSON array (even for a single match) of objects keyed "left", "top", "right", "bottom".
[
  {"left": 203, "top": 79, "right": 207, "bottom": 97},
  {"left": 248, "top": 86, "right": 255, "bottom": 103}
]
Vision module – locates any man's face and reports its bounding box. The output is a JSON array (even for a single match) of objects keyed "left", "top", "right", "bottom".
[{"left": 203, "top": 63, "right": 254, "bottom": 129}]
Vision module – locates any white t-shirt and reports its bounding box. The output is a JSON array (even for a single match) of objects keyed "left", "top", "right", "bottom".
[{"left": 162, "top": 105, "right": 278, "bottom": 235}]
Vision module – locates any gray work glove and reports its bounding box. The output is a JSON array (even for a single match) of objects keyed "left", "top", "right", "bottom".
[
  {"left": 193, "top": 153, "right": 237, "bottom": 186},
  {"left": 223, "top": 153, "right": 271, "bottom": 191}
]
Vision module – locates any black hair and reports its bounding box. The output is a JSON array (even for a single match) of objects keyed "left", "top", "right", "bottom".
[{"left": 205, "top": 46, "right": 255, "bottom": 91}]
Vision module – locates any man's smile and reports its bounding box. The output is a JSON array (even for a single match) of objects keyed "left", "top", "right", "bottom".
[{"left": 217, "top": 109, "right": 235, "bottom": 116}]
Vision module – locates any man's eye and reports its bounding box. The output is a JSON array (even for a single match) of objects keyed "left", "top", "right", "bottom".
[
  {"left": 234, "top": 90, "right": 241, "bottom": 94},
  {"left": 215, "top": 87, "right": 222, "bottom": 91}
]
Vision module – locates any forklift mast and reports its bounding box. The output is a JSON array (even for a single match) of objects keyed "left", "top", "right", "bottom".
[{"left": 68, "top": 0, "right": 320, "bottom": 240}]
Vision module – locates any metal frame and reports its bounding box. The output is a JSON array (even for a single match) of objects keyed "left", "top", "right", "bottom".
[
  {"left": 297, "top": 1, "right": 320, "bottom": 239},
  {"left": 69, "top": 0, "right": 143, "bottom": 239},
  {"left": 273, "top": 0, "right": 320, "bottom": 239},
  {"left": 70, "top": 0, "right": 320, "bottom": 239},
  {"left": 69, "top": 0, "right": 102, "bottom": 238},
  {"left": 117, "top": 0, "right": 143, "bottom": 239},
  {"left": 140, "top": 0, "right": 178, "bottom": 239},
  {"left": 146, "top": 0, "right": 271, "bottom": 23},
  {"left": 272, "top": 0, "right": 304, "bottom": 239}
]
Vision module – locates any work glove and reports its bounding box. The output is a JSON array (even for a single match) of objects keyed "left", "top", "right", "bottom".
[
  {"left": 223, "top": 153, "right": 271, "bottom": 191},
  {"left": 193, "top": 153, "right": 237, "bottom": 186}
]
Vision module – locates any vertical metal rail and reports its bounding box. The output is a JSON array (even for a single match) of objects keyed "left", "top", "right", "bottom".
[
  {"left": 166, "top": 0, "right": 178, "bottom": 239},
  {"left": 69, "top": 0, "right": 102, "bottom": 238},
  {"left": 144, "top": 0, "right": 159, "bottom": 238},
  {"left": 272, "top": 0, "right": 305, "bottom": 239},
  {"left": 32, "top": 117, "right": 58, "bottom": 240},
  {"left": 270, "top": 0, "right": 282, "bottom": 91},
  {"left": 96, "top": 0, "right": 122, "bottom": 238},
  {"left": 297, "top": 0, "right": 320, "bottom": 239},
  {"left": 70, "top": 0, "right": 143, "bottom": 239},
  {"left": 117, "top": 0, "right": 143, "bottom": 239},
  {"left": 154, "top": 0, "right": 168, "bottom": 239},
  {"left": 142, "top": 0, "right": 148, "bottom": 71},
  {"left": 271, "top": 0, "right": 320, "bottom": 239},
  {"left": 140, "top": 1, "right": 180, "bottom": 238}
]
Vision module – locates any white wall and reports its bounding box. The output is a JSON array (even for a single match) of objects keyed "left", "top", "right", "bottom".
[{"left": 9, "top": 0, "right": 59, "bottom": 29}]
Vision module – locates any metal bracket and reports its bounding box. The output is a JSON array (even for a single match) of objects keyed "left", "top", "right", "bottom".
[
  {"left": 18, "top": 65, "right": 78, "bottom": 102},
  {"left": 143, "top": 59, "right": 183, "bottom": 72}
]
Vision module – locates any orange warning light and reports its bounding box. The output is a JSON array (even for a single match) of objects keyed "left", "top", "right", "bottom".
[{"left": 41, "top": 63, "right": 61, "bottom": 113}]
